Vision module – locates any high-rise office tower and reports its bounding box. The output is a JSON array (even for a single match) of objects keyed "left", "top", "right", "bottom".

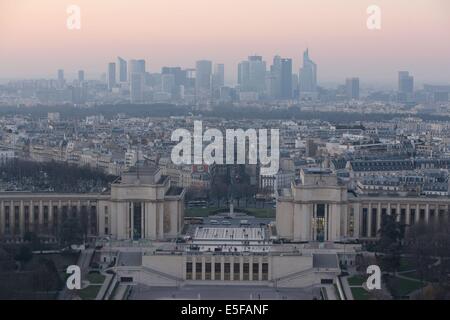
[
  {"left": 248, "top": 55, "right": 266, "bottom": 93},
  {"left": 117, "top": 57, "right": 127, "bottom": 82},
  {"left": 238, "top": 61, "right": 250, "bottom": 88},
  {"left": 398, "top": 71, "right": 414, "bottom": 94},
  {"left": 78, "top": 70, "right": 85, "bottom": 82},
  {"left": 162, "top": 67, "right": 187, "bottom": 87},
  {"left": 161, "top": 73, "right": 176, "bottom": 95},
  {"left": 269, "top": 56, "right": 292, "bottom": 99},
  {"left": 185, "top": 68, "right": 196, "bottom": 90},
  {"left": 107, "top": 62, "right": 116, "bottom": 90},
  {"left": 195, "top": 60, "right": 212, "bottom": 97},
  {"left": 280, "top": 58, "right": 293, "bottom": 99},
  {"left": 128, "top": 59, "right": 146, "bottom": 102},
  {"left": 269, "top": 55, "right": 282, "bottom": 98},
  {"left": 292, "top": 74, "right": 299, "bottom": 99},
  {"left": 129, "top": 59, "right": 146, "bottom": 79},
  {"left": 238, "top": 56, "right": 266, "bottom": 93},
  {"left": 57, "top": 69, "right": 65, "bottom": 88},
  {"left": 346, "top": 77, "right": 360, "bottom": 100},
  {"left": 299, "top": 49, "right": 317, "bottom": 95},
  {"left": 213, "top": 63, "right": 225, "bottom": 88},
  {"left": 130, "top": 72, "right": 143, "bottom": 103}
]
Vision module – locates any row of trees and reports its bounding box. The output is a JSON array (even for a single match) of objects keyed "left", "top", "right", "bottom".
[
  {"left": 374, "top": 216, "right": 450, "bottom": 299},
  {"left": 4, "top": 103, "right": 450, "bottom": 123},
  {"left": 0, "top": 159, "right": 117, "bottom": 193},
  {"left": 376, "top": 216, "right": 450, "bottom": 279},
  {"left": 0, "top": 245, "right": 63, "bottom": 299}
]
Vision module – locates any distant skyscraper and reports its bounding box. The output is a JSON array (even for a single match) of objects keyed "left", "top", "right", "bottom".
[
  {"left": 299, "top": 49, "right": 317, "bottom": 96},
  {"left": 346, "top": 77, "right": 360, "bottom": 100},
  {"left": 238, "top": 61, "right": 250, "bottom": 88},
  {"left": 213, "top": 63, "right": 225, "bottom": 88},
  {"left": 280, "top": 58, "right": 292, "bottom": 99},
  {"left": 185, "top": 68, "right": 196, "bottom": 90},
  {"left": 398, "top": 71, "right": 414, "bottom": 94},
  {"left": 128, "top": 59, "right": 146, "bottom": 102},
  {"left": 269, "top": 55, "right": 281, "bottom": 98},
  {"left": 292, "top": 74, "right": 299, "bottom": 98},
  {"left": 238, "top": 56, "right": 266, "bottom": 94},
  {"left": 129, "top": 59, "right": 146, "bottom": 79},
  {"left": 195, "top": 60, "right": 212, "bottom": 97},
  {"left": 57, "top": 69, "right": 65, "bottom": 88},
  {"left": 117, "top": 57, "right": 127, "bottom": 82},
  {"left": 130, "top": 72, "right": 143, "bottom": 103},
  {"left": 107, "top": 62, "right": 116, "bottom": 90},
  {"left": 248, "top": 56, "right": 266, "bottom": 93},
  {"left": 161, "top": 73, "right": 176, "bottom": 96},
  {"left": 78, "top": 70, "right": 85, "bottom": 82},
  {"left": 269, "top": 56, "right": 292, "bottom": 99},
  {"left": 162, "top": 67, "right": 187, "bottom": 88}
]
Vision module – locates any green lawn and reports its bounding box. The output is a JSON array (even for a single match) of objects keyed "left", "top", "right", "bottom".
[
  {"left": 390, "top": 277, "right": 425, "bottom": 297},
  {"left": 186, "top": 207, "right": 226, "bottom": 217},
  {"left": 243, "top": 208, "right": 275, "bottom": 218},
  {"left": 86, "top": 272, "right": 106, "bottom": 284},
  {"left": 398, "top": 257, "right": 416, "bottom": 272},
  {"left": 185, "top": 207, "right": 275, "bottom": 218},
  {"left": 77, "top": 285, "right": 101, "bottom": 300},
  {"left": 347, "top": 275, "right": 366, "bottom": 286},
  {"left": 351, "top": 287, "right": 370, "bottom": 300}
]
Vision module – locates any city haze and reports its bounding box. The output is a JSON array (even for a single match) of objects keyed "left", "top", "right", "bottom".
[{"left": 0, "top": 0, "right": 449, "bottom": 86}]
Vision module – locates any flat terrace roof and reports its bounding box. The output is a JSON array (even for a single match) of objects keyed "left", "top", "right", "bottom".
[
  {"left": 193, "top": 227, "right": 266, "bottom": 242},
  {"left": 188, "top": 226, "right": 270, "bottom": 253}
]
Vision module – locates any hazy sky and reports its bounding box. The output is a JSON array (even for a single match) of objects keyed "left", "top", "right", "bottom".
[{"left": 1, "top": 0, "right": 449, "bottom": 86}]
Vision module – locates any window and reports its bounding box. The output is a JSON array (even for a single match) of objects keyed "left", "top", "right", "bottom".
[
  {"left": 215, "top": 263, "right": 221, "bottom": 280},
  {"left": 71, "top": 206, "right": 77, "bottom": 218},
  {"left": 348, "top": 207, "right": 355, "bottom": 237},
  {"left": 24, "top": 206, "right": 30, "bottom": 232},
  {"left": 62, "top": 206, "right": 68, "bottom": 221},
  {"left": 205, "top": 263, "right": 211, "bottom": 280},
  {"left": 186, "top": 262, "right": 192, "bottom": 280},
  {"left": 410, "top": 209, "right": 416, "bottom": 225},
  {"left": 262, "top": 263, "right": 269, "bottom": 280},
  {"left": 371, "top": 208, "right": 377, "bottom": 236},
  {"left": 439, "top": 210, "right": 445, "bottom": 222},
  {"left": 120, "top": 277, "right": 133, "bottom": 283},
  {"left": 400, "top": 208, "right": 406, "bottom": 224},
  {"left": 195, "top": 262, "right": 202, "bottom": 274},
  {"left": 4, "top": 206, "right": 10, "bottom": 234},
  {"left": 252, "top": 263, "right": 259, "bottom": 281},
  {"left": 233, "top": 263, "right": 240, "bottom": 280},
  {"left": 362, "top": 208, "right": 368, "bottom": 237},
  {"left": 90, "top": 206, "right": 97, "bottom": 234},
  {"left": 224, "top": 263, "right": 230, "bottom": 280},
  {"left": 43, "top": 206, "right": 49, "bottom": 231},
  {"left": 429, "top": 209, "right": 435, "bottom": 222},
  {"left": 243, "top": 263, "right": 249, "bottom": 280},
  {"left": 105, "top": 215, "right": 109, "bottom": 235},
  {"left": 14, "top": 206, "right": 20, "bottom": 235},
  {"left": 53, "top": 206, "right": 59, "bottom": 233}
]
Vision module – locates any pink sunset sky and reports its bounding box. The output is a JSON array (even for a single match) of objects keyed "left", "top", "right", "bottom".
[{"left": 0, "top": 0, "right": 449, "bottom": 86}]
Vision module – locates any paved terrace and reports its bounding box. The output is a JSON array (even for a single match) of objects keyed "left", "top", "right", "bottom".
[{"left": 194, "top": 227, "right": 266, "bottom": 241}]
